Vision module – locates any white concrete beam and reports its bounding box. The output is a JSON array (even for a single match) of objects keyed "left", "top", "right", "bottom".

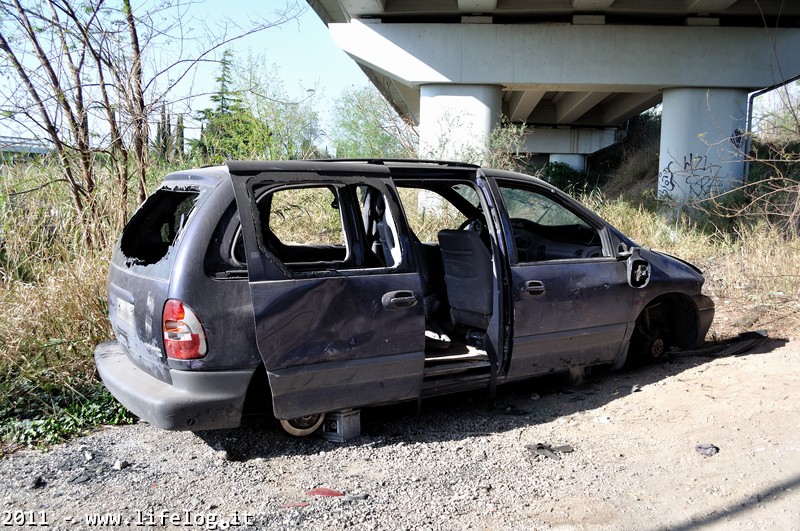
[
  {"left": 392, "top": 81, "right": 421, "bottom": 123},
  {"left": 685, "top": 0, "right": 736, "bottom": 13},
  {"left": 330, "top": 21, "right": 449, "bottom": 84},
  {"left": 328, "top": 22, "right": 800, "bottom": 90},
  {"left": 461, "top": 16, "right": 493, "bottom": 23},
  {"left": 340, "top": 0, "right": 386, "bottom": 16},
  {"left": 555, "top": 91, "right": 610, "bottom": 123},
  {"left": 602, "top": 92, "right": 661, "bottom": 123},
  {"left": 572, "top": 15, "right": 605, "bottom": 25},
  {"left": 458, "top": 0, "right": 497, "bottom": 11},
  {"left": 550, "top": 154, "right": 586, "bottom": 172},
  {"left": 507, "top": 90, "right": 546, "bottom": 122},
  {"left": 521, "top": 127, "right": 617, "bottom": 155},
  {"left": 572, "top": 0, "right": 616, "bottom": 9},
  {"left": 312, "top": 0, "right": 351, "bottom": 23}
]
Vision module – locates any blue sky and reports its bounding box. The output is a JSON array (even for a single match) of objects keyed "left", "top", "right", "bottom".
[
  {"left": 0, "top": 1, "right": 369, "bottom": 143},
  {"left": 187, "top": 1, "right": 369, "bottom": 131}
]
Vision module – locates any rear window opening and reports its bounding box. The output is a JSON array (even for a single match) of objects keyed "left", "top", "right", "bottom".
[{"left": 121, "top": 188, "right": 200, "bottom": 266}]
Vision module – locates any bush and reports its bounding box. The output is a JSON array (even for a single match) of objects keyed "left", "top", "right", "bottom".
[
  {"left": 0, "top": 162, "right": 135, "bottom": 452},
  {"left": 537, "top": 161, "right": 585, "bottom": 192}
]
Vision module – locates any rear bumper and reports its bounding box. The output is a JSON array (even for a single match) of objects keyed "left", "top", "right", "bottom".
[{"left": 95, "top": 341, "right": 254, "bottom": 431}]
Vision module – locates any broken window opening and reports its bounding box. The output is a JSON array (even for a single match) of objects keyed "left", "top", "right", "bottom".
[{"left": 120, "top": 188, "right": 200, "bottom": 267}]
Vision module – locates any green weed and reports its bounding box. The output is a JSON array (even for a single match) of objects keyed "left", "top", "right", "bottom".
[{"left": 0, "top": 380, "right": 134, "bottom": 454}]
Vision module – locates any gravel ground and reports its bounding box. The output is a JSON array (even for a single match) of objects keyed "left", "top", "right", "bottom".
[{"left": 2, "top": 335, "right": 799, "bottom": 530}]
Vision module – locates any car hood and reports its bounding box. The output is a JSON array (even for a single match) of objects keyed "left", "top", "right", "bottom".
[{"left": 650, "top": 249, "right": 704, "bottom": 275}]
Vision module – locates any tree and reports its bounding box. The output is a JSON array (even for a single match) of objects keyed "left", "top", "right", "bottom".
[
  {"left": 193, "top": 52, "right": 323, "bottom": 162},
  {"left": 154, "top": 103, "right": 172, "bottom": 163},
  {"left": 330, "top": 85, "right": 417, "bottom": 158},
  {"left": 193, "top": 50, "right": 268, "bottom": 161},
  {"left": 0, "top": 0, "right": 304, "bottom": 238},
  {"left": 174, "top": 114, "right": 185, "bottom": 161},
  {"left": 753, "top": 81, "right": 800, "bottom": 142},
  {"left": 0, "top": 0, "right": 103, "bottom": 219},
  {"left": 236, "top": 53, "right": 322, "bottom": 160}
]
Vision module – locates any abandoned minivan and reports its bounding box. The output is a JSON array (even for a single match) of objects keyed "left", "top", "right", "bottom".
[{"left": 95, "top": 160, "right": 714, "bottom": 436}]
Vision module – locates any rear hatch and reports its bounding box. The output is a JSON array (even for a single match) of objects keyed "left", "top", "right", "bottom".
[{"left": 107, "top": 181, "right": 212, "bottom": 383}]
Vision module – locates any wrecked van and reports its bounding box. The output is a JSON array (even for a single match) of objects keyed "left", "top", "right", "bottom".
[{"left": 95, "top": 160, "right": 714, "bottom": 436}]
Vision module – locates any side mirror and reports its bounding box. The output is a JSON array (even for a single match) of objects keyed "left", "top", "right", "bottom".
[{"left": 624, "top": 247, "right": 651, "bottom": 288}]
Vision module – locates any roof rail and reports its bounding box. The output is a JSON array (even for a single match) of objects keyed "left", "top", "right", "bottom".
[{"left": 309, "top": 158, "right": 481, "bottom": 169}]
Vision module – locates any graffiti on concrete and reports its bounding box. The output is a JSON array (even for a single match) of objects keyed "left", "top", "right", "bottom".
[{"left": 659, "top": 153, "right": 720, "bottom": 199}]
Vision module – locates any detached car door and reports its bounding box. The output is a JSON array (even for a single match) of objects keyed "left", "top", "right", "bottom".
[
  {"left": 492, "top": 178, "right": 632, "bottom": 378},
  {"left": 230, "top": 163, "right": 425, "bottom": 419}
]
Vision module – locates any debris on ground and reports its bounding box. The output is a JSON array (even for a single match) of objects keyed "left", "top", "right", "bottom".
[
  {"left": 307, "top": 487, "right": 344, "bottom": 497},
  {"left": 525, "top": 443, "right": 575, "bottom": 460},
  {"left": 695, "top": 443, "right": 720, "bottom": 457}
]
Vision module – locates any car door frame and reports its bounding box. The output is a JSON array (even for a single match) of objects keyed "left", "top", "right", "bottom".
[
  {"left": 486, "top": 175, "right": 633, "bottom": 380},
  {"left": 229, "top": 163, "right": 426, "bottom": 419},
  {"left": 391, "top": 170, "right": 511, "bottom": 392}
]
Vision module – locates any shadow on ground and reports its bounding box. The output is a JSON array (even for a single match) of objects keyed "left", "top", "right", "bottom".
[
  {"left": 194, "top": 335, "right": 787, "bottom": 462},
  {"left": 663, "top": 472, "right": 800, "bottom": 531}
]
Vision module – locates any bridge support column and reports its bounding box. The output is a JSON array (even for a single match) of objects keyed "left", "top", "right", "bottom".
[
  {"left": 658, "top": 88, "right": 748, "bottom": 204},
  {"left": 549, "top": 154, "right": 586, "bottom": 172},
  {"left": 419, "top": 84, "right": 502, "bottom": 162}
]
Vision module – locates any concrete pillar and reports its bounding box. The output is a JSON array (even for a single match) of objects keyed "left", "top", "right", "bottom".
[
  {"left": 418, "top": 84, "right": 502, "bottom": 162},
  {"left": 658, "top": 88, "right": 748, "bottom": 203},
  {"left": 549, "top": 154, "right": 586, "bottom": 172}
]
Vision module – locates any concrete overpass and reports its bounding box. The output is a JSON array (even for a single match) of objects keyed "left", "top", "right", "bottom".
[{"left": 308, "top": 0, "right": 800, "bottom": 202}]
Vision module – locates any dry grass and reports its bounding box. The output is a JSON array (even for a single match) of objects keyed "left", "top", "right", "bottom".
[
  {"left": 602, "top": 146, "right": 659, "bottom": 199},
  {"left": 587, "top": 191, "right": 800, "bottom": 339},
  {"left": 1, "top": 162, "right": 129, "bottom": 449},
  {"left": 396, "top": 187, "right": 469, "bottom": 242},
  {"left": 0, "top": 257, "right": 111, "bottom": 386},
  {"left": 1, "top": 163, "right": 114, "bottom": 375},
  {"left": 1, "top": 152, "right": 799, "bottom": 448}
]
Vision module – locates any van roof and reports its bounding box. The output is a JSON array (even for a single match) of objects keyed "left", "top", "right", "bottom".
[{"left": 161, "top": 159, "right": 548, "bottom": 188}]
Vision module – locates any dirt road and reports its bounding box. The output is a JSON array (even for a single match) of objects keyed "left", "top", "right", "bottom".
[{"left": 2, "top": 320, "right": 799, "bottom": 530}]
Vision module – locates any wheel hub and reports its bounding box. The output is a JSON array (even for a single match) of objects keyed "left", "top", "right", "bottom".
[{"left": 650, "top": 338, "right": 665, "bottom": 359}]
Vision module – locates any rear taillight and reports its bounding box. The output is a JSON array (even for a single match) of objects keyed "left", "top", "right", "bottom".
[{"left": 163, "top": 299, "right": 207, "bottom": 360}]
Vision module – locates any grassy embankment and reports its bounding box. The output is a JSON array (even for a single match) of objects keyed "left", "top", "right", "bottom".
[{"left": 1, "top": 151, "right": 799, "bottom": 453}]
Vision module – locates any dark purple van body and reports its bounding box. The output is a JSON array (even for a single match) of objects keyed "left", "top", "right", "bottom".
[{"left": 95, "top": 160, "right": 714, "bottom": 433}]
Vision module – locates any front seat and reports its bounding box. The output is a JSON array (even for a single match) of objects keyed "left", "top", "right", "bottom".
[{"left": 437, "top": 229, "right": 493, "bottom": 330}]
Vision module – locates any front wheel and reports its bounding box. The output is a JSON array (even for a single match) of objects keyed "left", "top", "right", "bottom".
[{"left": 279, "top": 414, "right": 324, "bottom": 437}]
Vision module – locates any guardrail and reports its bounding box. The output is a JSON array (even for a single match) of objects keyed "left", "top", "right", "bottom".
[{"left": 0, "top": 136, "right": 53, "bottom": 156}]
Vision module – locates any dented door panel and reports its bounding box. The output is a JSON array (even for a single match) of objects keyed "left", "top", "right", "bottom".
[
  {"left": 229, "top": 165, "right": 426, "bottom": 418},
  {"left": 250, "top": 275, "right": 425, "bottom": 370},
  {"left": 507, "top": 259, "right": 631, "bottom": 378},
  {"left": 260, "top": 274, "right": 425, "bottom": 418}
]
